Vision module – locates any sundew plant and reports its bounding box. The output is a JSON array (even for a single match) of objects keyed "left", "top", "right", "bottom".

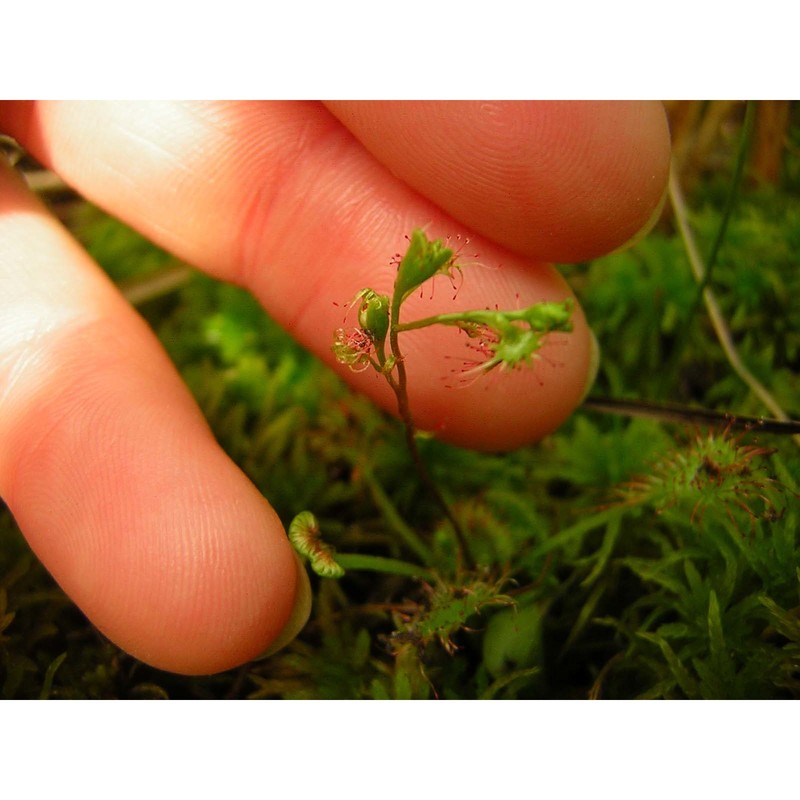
[
  {"left": 324, "top": 227, "right": 573, "bottom": 560},
  {"left": 1, "top": 101, "right": 799, "bottom": 699}
]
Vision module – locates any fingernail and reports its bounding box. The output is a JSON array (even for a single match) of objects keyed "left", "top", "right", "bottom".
[
  {"left": 579, "top": 328, "right": 601, "bottom": 403},
  {"left": 255, "top": 551, "right": 312, "bottom": 660}
]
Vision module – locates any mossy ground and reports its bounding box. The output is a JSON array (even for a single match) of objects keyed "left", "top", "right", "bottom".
[{"left": 2, "top": 103, "right": 799, "bottom": 699}]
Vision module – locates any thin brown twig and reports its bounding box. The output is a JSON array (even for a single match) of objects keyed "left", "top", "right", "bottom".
[
  {"left": 582, "top": 396, "right": 800, "bottom": 435},
  {"left": 388, "top": 322, "right": 473, "bottom": 568},
  {"left": 668, "top": 164, "right": 800, "bottom": 448}
]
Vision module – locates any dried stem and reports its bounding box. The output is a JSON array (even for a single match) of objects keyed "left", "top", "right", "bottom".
[
  {"left": 583, "top": 396, "right": 800, "bottom": 435},
  {"left": 668, "top": 165, "right": 799, "bottom": 447}
]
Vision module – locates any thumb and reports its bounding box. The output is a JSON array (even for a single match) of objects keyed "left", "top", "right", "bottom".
[{"left": 0, "top": 158, "right": 309, "bottom": 675}]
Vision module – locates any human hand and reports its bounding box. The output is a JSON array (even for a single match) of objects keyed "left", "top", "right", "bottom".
[{"left": 0, "top": 101, "right": 670, "bottom": 674}]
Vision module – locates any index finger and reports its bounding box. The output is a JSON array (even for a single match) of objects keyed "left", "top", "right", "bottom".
[
  {"left": 325, "top": 101, "right": 670, "bottom": 262},
  {"left": 1, "top": 101, "right": 667, "bottom": 447}
]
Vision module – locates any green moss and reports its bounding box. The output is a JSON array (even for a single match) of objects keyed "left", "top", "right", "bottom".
[{"left": 3, "top": 121, "right": 800, "bottom": 699}]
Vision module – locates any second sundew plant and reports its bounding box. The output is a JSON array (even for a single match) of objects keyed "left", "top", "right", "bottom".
[{"left": 291, "top": 228, "right": 574, "bottom": 579}]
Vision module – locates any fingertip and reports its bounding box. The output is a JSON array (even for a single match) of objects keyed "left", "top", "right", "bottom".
[
  {"left": 327, "top": 100, "right": 672, "bottom": 263},
  {"left": 0, "top": 160, "right": 302, "bottom": 674},
  {"left": 2, "top": 318, "right": 301, "bottom": 675}
]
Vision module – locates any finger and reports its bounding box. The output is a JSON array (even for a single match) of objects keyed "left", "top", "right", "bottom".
[
  {"left": 325, "top": 100, "right": 671, "bottom": 262},
  {"left": 3, "top": 101, "right": 613, "bottom": 447},
  {"left": 0, "top": 159, "right": 307, "bottom": 675},
  {"left": 3, "top": 100, "right": 669, "bottom": 265}
]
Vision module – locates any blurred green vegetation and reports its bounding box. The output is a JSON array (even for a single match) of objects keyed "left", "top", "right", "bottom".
[{"left": 2, "top": 101, "right": 799, "bottom": 698}]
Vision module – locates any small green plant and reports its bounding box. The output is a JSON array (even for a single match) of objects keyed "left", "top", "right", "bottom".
[
  {"left": 332, "top": 229, "right": 573, "bottom": 385},
  {"left": 286, "top": 228, "right": 574, "bottom": 667},
  {"left": 389, "top": 576, "right": 514, "bottom": 656},
  {"left": 327, "top": 228, "right": 573, "bottom": 554},
  {"left": 615, "top": 425, "right": 789, "bottom": 532}
]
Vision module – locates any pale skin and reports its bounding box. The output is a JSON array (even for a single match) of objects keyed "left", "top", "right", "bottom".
[{"left": 0, "top": 101, "right": 671, "bottom": 674}]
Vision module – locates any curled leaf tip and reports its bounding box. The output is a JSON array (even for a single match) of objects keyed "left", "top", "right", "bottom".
[{"left": 288, "top": 511, "right": 345, "bottom": 579}]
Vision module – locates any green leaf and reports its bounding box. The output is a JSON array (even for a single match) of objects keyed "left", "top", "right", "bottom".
[
  {"left": 482, "top": 603, "right": 544, "bottom": 679},
  {"left": 393, "top": 229, "right": 455, "bottom": 304},
  {"left": 581, "top": 515, "right": 622, "bottom": 588},
  {"left": 638, "top": 632, "right": 699, "bottom": 698},
  {"left": 707, "top": 591, "right": 726, "bottom": 663},
  {"left": 355, "top": 289, "right": 390, "bottom": 349}
]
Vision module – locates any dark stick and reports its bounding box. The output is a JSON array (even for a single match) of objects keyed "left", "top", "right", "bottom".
[{"left": 582, "top": 396, "right": 800, "bottom": 435}]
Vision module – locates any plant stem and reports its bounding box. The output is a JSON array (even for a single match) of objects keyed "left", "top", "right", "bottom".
[
  {"left": 695, "top": 100, "right": 756, "bottom": 297},
  {"left": 661, "top": 101, "right": 754, "bottom": 390},
  {"left": 582, "top": 396, "right": 800, "bottom": 435},
  {"left": 669, "top": 165, "right": 799, "bottom": 447},
  {"left": 388, "top": 301, "right": 473, "bottom": 567},
  {"left": 335, "top": 553, "right": 435, "bottom": 579},
  {"left": 122, "top": 265, "right": 194, "bottom": 306},
  {"left": 358, "top": 461, "right": 434, "bottom": 565}
]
